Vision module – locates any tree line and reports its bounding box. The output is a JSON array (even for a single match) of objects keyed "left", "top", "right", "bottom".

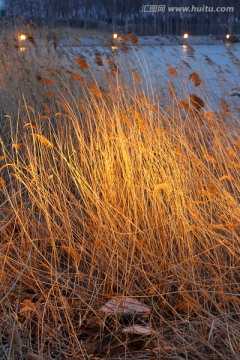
[{"left": 2, "top": 0, "right": 240, "bottom": 36}]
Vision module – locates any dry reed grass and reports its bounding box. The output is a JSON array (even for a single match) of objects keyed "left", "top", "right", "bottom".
[{"left": 0, "top": 26, "right": 240, "bottom": 360}]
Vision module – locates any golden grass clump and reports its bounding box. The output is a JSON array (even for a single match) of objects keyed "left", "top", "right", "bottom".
[{"left": 0, "top": 26, "right": 240, "bottom": 359}]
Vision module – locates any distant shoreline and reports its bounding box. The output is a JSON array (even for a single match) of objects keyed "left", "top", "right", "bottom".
[{"left": 60, "top": 35, "right": 234, "bottom": 47}]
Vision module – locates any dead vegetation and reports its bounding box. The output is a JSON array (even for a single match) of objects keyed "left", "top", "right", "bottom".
[{"left": 0, "top": 27, "right": 240, "bottom": 360}]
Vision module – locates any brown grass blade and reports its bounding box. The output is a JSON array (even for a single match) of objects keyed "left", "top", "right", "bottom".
[
  {"left": 0, "top": 176, "right": 6, "bottom": 187},
  {"left": 189, "top": 71, "right": 201, "bottom": 86},
  {"left": 190, "top": 94, "right": 204, "bottom": 111},
  {"left": 167, "top": 67, "right": 178, "bottom": 78},
  {"left": 36, "top": 76, "right": 54, "bottom": 85},
  {"left": 24, "top": 121, "right": 37, "bottom": 128},
  {"left": 75, "top": 57, "right": 89, "bottom": 69},
  {"left": 132, "top": 69, "right": 141, "bottom": 83},
  {"left": 126, "top": 33, "right": 139, "bottom": 44},
  {"left": 32, "top": 134, "right": 53, "bottom": 147},
  {"left": 70, "top": 72, "right": 85, "bottom": 84}
]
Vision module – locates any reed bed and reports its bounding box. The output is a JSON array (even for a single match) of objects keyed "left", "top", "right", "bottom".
[{"left": 0, "top": 27, "right": 240, "bottom": 360}]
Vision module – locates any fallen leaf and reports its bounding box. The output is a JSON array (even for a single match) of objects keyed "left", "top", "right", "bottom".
[
  {"left": 100, "top": 297, "right": 151, "bottom": 316},
  {"left": 122, "top": 324, "right": 154, "bottom": 335}
]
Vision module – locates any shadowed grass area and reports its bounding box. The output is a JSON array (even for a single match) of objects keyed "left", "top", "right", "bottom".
[{"left": 0, "top": 28, "right": 240, "bottom": 360}]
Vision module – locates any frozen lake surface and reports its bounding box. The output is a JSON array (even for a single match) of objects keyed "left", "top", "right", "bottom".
[{"left": 67, "top": 43, "right": 240, "bottom": 112}]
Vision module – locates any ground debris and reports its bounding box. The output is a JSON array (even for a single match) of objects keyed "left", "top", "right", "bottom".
[
  {"left": 100, "top": 297, "right": 151, "bottom": 316},
  {"left": 122, "top": 324, "right": 154, "bottom": 335}
]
